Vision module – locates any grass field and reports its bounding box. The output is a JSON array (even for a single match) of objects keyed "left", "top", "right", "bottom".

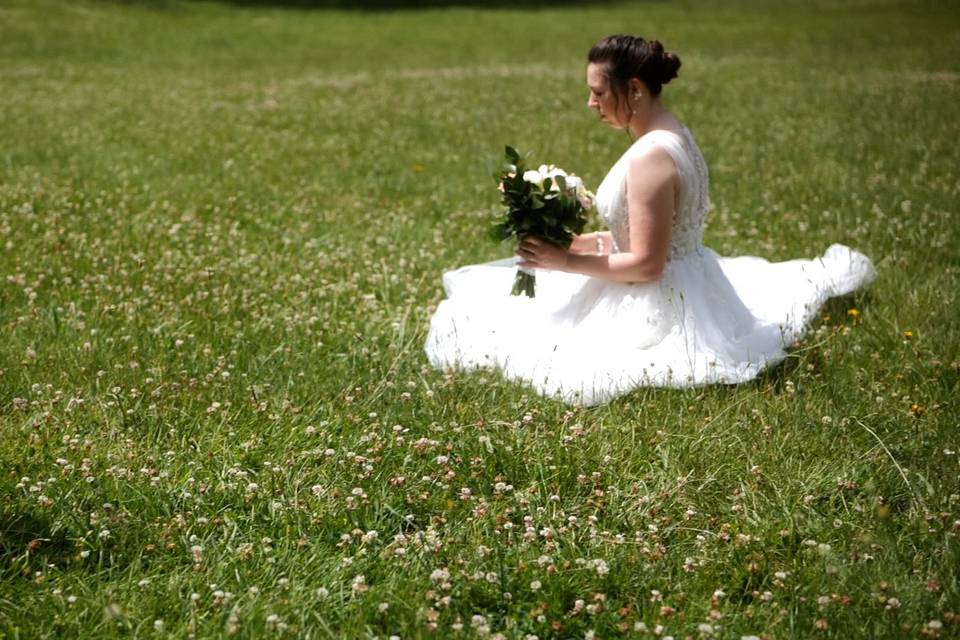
[{"left": 2, "top": 0, "right": 959, "bottom": 637}]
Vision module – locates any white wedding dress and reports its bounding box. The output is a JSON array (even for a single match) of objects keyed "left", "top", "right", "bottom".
[{"left": 425, "top": 126, "right": 875, "bottom": 405}]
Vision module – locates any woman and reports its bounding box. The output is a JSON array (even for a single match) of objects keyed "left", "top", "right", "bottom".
[{"left": 425, "top": 35, "right": 875, "bottom": 405}]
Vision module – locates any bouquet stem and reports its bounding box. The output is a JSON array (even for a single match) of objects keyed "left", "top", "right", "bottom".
[{"left": 511, "top": 267, "right": 536, "bottom": 297}]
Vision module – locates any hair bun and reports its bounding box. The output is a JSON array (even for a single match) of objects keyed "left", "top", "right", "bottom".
[{"left": 659, "top": 50, "right": 682, "bottom": 85}]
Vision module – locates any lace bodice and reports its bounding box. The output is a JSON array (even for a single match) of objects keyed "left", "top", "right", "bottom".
[{"left": 594, "top": 126, "right": 710, "bottom": 260}]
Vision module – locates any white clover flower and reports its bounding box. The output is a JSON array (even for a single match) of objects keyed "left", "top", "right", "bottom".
[
  {"left": 591, "top": 559, "right": 610, "bottom": 576},
  {"left": 351, "top": 574, "right": 368, "bottom": 594}
]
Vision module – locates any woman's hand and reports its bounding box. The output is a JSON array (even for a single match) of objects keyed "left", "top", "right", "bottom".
[{"left": 517, "top": 236, "right": 570, "bottom": 270}]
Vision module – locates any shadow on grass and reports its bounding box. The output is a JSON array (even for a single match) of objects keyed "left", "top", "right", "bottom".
[
  {"left": 116, "top": 0, "right": 623, "bottom": 9},
  {"left": 0, "top": 509, "right": 77, "bottom": 577},
  {"left": 754, "top": 290, "right": 874, "bottom": 392}
]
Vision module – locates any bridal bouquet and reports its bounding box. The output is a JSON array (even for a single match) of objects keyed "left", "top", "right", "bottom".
[{"left": 491, "top": 146, "right": 595, "bottom": 297}]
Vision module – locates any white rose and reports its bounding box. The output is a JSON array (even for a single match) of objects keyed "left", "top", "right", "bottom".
[
  {"left": 544, "top": 165, "right": 566, "bottom": 178},
  {"left": 543, "top": 167, "right": 572, "bottom": 192},
  {"left": 522, "top": 170, "right": 543, "bottom": 185}
]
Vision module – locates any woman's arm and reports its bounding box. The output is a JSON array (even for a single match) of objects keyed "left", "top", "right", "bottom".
[{"left": 518, "top": 145, "right": 676, "bottom": 283}]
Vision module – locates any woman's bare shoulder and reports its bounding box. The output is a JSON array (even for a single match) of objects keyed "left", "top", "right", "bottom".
[{"left": 626, "top": 140, "right": 679, "bottom": 185}]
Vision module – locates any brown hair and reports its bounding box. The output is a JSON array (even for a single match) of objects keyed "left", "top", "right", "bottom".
[{"left": 588, "top": 35, "right": 681, "bottom": 110}]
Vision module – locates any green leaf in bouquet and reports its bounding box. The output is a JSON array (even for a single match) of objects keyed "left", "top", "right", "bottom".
[{"left": 505, "top": 145, "right": 520, "bottom": 163}]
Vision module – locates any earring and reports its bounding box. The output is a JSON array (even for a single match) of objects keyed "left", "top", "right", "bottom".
[{"left": 633, "top": 93, "right": 642, "bottom": 100}]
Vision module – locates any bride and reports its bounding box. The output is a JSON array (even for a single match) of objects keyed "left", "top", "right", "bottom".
[{"left": 425, "top": 35, "right": 875, "bottom": 406}]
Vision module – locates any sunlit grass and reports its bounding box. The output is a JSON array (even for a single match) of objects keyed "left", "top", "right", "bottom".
[{"left": 1, "top": 0, "right": 958, "bottom": 637}]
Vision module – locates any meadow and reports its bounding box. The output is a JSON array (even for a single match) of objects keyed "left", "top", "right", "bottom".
[{"left": 1, "top": 0, "right": 959, "bottom": 637}]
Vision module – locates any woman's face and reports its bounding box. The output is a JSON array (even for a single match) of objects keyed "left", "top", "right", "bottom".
[{"left": 586, "top": 62, "right": 626, "bottom": 128}]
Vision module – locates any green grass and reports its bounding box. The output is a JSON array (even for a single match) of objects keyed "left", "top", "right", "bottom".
[{"left": 1, "top": 0, "right": 959, "bottom": 637}]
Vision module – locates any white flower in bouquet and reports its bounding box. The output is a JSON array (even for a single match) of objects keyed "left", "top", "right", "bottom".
[{"left": 521, "top": 170, "right": 542, "bottom": 186}]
